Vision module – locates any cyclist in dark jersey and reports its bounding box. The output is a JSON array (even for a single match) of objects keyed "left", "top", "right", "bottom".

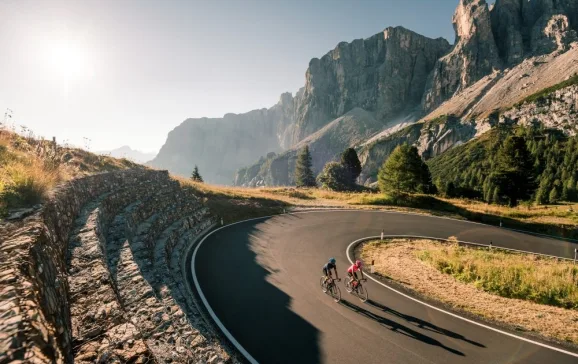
[{"left": 322, "top": 258, "right": 339, "bottom": 284}]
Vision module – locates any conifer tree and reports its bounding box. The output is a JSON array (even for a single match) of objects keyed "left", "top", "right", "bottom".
[
  {"left": 191, "top": 165, "right": 203, "bottom": 182},
  {"left": 294, "top": 146, "right": 316, "bottom": 187}
]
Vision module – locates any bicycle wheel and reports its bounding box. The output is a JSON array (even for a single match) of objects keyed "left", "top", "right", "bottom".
[
  {"left": 320, "top": 277, "right": 328, "bottom": 293},
  {"left": 356, "top": 284, "right": 368, "bottom": 303},
  {"left": 330, "top": 284, "right": 341, "bottom": 303},
  {"left": 345, "top": 279, "right": 353, "bottom": 293}
]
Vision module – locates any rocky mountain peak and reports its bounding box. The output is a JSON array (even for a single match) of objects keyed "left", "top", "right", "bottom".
[
  {"left": 422, "top": 0, "right": 501, "bottom": 113},
  {"left": 291, "top": 27, "right": 450, "bottom": 145}
]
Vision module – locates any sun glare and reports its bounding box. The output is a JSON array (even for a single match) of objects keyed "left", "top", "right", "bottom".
[{"left": 40, "top": 35, "right": 95, "bottom": 91}]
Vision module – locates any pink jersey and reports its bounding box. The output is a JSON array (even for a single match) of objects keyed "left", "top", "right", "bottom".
[{"left": 347, "top": 264, "right": 361, "bottom": 274}]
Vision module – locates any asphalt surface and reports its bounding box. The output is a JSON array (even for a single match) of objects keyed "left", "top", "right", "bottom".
[{"left": 192, "top": 211, "right": 578, "bottom": 364}]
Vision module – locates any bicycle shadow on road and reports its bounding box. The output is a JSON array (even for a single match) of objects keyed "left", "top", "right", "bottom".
[
  {"left": 366, "top": 300, "right": 485, "bottom": 348},
  {"left": 338, "top": 299, "right": 466, "bottom": 357},
  {"left": 196, "top": 222, "right": 321, "bottom": 364}
]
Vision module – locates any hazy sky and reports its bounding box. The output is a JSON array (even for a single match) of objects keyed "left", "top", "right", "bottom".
[{"left": 0, "top": 0, "right": 477, "bottom": 153}]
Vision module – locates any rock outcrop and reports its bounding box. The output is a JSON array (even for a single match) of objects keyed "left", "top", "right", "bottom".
[
  {"left": 291, "top": 27, "right": 450, "bottom": 143},
  {"left": 358, "top": 116, "right": 485, "bottom": 184},
  {"left": 422, "top": 0, "right": 501, "bottom": 113},
  {"left": 502, "top": 83, "right": 578, "bottom": 135}
]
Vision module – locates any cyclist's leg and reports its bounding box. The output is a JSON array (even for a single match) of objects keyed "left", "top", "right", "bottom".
[{"left": 323, "top": 268, "right": 329, "bottom": 283}]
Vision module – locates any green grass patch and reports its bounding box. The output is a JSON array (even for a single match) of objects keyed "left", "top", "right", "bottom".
[
  {"left": 417, "top": 243, "right": 578, "bottom": 309},
  {"left": 515, "top": 74, "right": 578, "bottom": 107}
]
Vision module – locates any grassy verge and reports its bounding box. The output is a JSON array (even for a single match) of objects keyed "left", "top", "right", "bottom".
[
  {"left": 360, "top": 239, "right": 578, "bottom": 344},
  {"left": 171, "top": 182, "right": 578, "bottom": 238},
  {"left": 0, "top": 129, "right": 142, "bottom": 216},
  {"left": 417, "top": 241, "right": 578, "bottom": 309}
]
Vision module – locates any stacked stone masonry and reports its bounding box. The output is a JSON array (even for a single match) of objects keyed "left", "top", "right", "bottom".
[{"left": 1, "top": 169, "right": 233, "bottom": 363}]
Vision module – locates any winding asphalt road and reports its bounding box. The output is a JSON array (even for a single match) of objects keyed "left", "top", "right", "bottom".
[{"left": 192, "top": 211, "right": 578, "bottom": 363}]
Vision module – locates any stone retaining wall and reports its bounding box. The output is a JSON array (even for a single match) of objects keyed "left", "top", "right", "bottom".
[{"left": 0, "top": 169, "right": 229, "bottom": 363}]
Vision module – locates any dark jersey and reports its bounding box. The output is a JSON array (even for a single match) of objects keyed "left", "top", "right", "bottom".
[{"left": 323, "top": 262, "right": 336, "bottom": 271}]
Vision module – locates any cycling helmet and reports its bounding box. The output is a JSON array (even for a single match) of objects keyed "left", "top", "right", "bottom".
[
  {"left": 329, "top": 257, "right": 336, "bottom": 264},
  {"left": 355, "top": 260, "right": 362, "bottom": 268}
]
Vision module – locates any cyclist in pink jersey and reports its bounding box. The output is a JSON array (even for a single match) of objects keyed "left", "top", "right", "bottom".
[{"left": 347, "top": 260, "right": 365, "bottom": 287}]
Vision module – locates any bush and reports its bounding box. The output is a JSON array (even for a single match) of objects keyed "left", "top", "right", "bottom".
[{"left": 317, "top": 162, "right": 349, "bottom": 191}]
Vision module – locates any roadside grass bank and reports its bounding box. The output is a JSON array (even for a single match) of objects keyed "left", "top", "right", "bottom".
[
  {"left": 0, "top": 130, "right": 141, "bottom": 216},
  {"left": 177, "top": 182, "right": 578, "bottom": 239},
  {"left": 360, "top": 239, "right": 578, "bottom": 345}
]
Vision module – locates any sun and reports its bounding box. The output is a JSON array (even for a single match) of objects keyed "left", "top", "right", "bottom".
[{"left": 41, "top": 35, "right": 95, "bottom": 90}]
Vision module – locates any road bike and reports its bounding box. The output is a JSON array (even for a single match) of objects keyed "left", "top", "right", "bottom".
[
  {"left": 345, "top": 278, "right": 368, "bottom": 302},
  {"left": 320, "top": 276, "right": 341, "bottom": 302}
]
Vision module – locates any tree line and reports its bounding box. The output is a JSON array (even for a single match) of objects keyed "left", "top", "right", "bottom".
[
  {"left": 295, "top": 143, "right": 435, "bottom": 196},
  {"left": 295, "top": 124, "right": 578, "bottom": 207},
  {"left": 429, "top": 124, "right": 578, "bottom": 205}
]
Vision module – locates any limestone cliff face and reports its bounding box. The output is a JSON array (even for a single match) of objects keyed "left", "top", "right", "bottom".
[
  {"left": 422, "top": 0, "right": 578, "bottom": 113},
  {"left": 292, "top": 27, "right": 450, "bottom": 143},
  {"left": 422, "top": 0, "right": 501, "bottom": 113},
  {"left": 149, "top": 92, "right": 298, "bottom": 184}
]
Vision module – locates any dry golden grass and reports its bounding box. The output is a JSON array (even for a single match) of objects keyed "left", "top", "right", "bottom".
[
  {"left": 0, "top": 129, "right": 142, "bottom": 215},
  {"left": 417, "top": 241, "right": 578, "bottom": 309},
  {"left": 171, "top": 179, "right": 578, "bottom": 237},
  {"left": 361, "top": 239, "right": 578, "bottom": 344}
]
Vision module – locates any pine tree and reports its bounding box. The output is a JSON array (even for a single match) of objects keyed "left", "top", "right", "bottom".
[
  {"left": 294, "top": 146, "right": 316, "bottom": 187},
  {"left": 190, "top": 165, "right": 203, "bottom": 182},
  {"left": 340, "top": 148, "right": 362, "bottom": 187},
  {"left": 492, "top": 136, "right": 536, "bottom": 206},
  {"left": 492, "top": 187, "right": 500, "bottom": 205},
  {"left": 549, "top": 188, "right": 559, "bottom": 203},
  {"left": 378, "top": 144, "right": 433, "bottom": 194}
]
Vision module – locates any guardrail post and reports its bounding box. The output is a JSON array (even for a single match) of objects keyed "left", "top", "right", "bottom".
[
  {"left": 371, "top": 259, "right": 375, "bottom": 274},
  {"left": 381, "top": 230, "right": 384, "bottom": 241},
  {"left": 499, "top": 220, "right": 502, "bottom": 228},
  {"left": 221, "top": 218, "right": 224, "bottom": 226},
  {"left": 489, "top": 241, "right": 493, "bottom": 250},
  {"left": 574, "top": 248, "right": 577, "bottom": 265}
]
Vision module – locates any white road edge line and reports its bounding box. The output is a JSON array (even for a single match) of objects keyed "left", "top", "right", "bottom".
[
  {"left": 192, "top": 216, "right": 267, "bottom": 364},
  {"left": 192, "top": 210, "right": 576, "bottom": 363},
  {"left": 346, "top": 236, "right": 578, "bottom": 358}
]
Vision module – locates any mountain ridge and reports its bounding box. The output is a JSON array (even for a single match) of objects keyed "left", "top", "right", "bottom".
[{"left": 151, "top": 0, "right": 578, "bottom": 186}]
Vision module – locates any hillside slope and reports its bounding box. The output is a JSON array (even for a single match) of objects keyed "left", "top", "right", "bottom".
[{"left": 234, "top": 108, "right": 383, "bottom": 186}]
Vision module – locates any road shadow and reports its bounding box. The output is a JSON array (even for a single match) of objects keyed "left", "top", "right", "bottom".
[
  {"left": 195, "top": 221, "right": 321, "bottom": 364},
  {"left": 339, "top": 300, "right": 465, "bottom": 357},
  {"left": 367, "top": 300, "right": 485, "bottom": 348}
]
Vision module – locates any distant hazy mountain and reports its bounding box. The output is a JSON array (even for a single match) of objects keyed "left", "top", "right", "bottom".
[{"left": 98, "top": 146, "right": 157, "bottom": 164}]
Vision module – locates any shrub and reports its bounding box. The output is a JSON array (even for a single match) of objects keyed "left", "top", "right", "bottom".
[{"left": 317, "top": 162, "right": 349, "bottom": 191}]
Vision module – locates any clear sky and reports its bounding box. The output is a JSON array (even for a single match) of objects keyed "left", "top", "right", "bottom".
[{"left": 0, "top": 0, "right": 479, "bottom": 153}]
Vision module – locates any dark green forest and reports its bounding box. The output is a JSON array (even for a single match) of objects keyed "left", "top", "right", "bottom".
[{"left": 428, "top": 124, "right": 578, "bottom": 205}]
